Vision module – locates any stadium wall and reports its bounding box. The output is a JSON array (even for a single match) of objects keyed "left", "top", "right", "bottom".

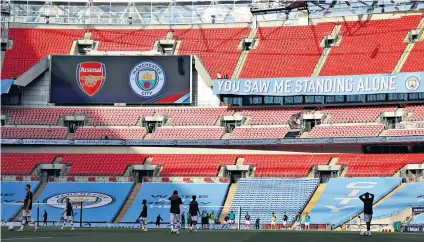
[
  {"left": 1, "top": 144, "right": 362, "bottom": 154},
  {"left": 20, "top": 71, "right": 50, "bottom": 106}
]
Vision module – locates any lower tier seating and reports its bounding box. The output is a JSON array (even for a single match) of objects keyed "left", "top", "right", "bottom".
[
  {"left": 121, "top": 183, "right": 229, "bottom": 222},
  {"left": 1, "top": 153, "right": 58, "bottom": 175},
  {"left": 337, "top": 154, "right": 424, "bottom": 177},
  {"left": 309, "top": 177, "right": 402, "bottom": 226},
  {"left": 61, "top": 154, "right": 148, "bottom": 176},
  {"left": 151, "top": 154, "right": 237, "bottom": 177},
  {"left": 231, "top": 178, "right": 319, "bottom": 223},
  {"left": 373, "top": 182, "right": 424, "bottom": 219},
  {"left": 36, "top": 182, "right": 133, "bottom": 223},
  {"left": 244, "top": 154, "right": 331, "bottom": 177},
  {"left": 1, "top": 153, "right": 423, "bottom": 177}
]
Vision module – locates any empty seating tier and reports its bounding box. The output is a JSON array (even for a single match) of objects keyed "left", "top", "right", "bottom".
[
  {"left": 323, "top": 106, "right": 396, "bottom": 123},
  {"left": 151, "top": 127, "right": 224, "bottom": 140},
  {"left": 91, "top": 29, "right": 168, "bottom": 51},
  {"left": 74, "top": 127, "right": 147, "bottom": 140},
  {"left": 228, "top": 127, "right": 289, "bottom": 139},
  {"left": 156, "top": 108, "right": 233, "bottom": 126},
  {"left": 385, "top": 129, "right": 424, "bottom": 136},
  {"left": 307, "top": 124, "right": 384, "bottom": 138},
  {"left": 1, "top": 107, "right": 232, "bottom": 126},
  {"left": 405, "top": 105, "right": 424, "bottom": 121},
  {"left": 309, "top": 177, "right": 402, "bottom": 226},
  {"left": 37, "top": 182, "right": 133, "bottom": 223},
  {"left": 1, "top": 153, "right": 58, "bottom": 175},
  {"left": 1, "top": 127, "right": 67, "bottom": 139},
  {"left": 320, "top": 15, "right": 422, "bottom": 76},
  {"left": 2, "top": 28, "right": 85, "bottom": 79},
  {"left": 175, "top": 28, "right": 250, "bottom": 78},
  {"left": 232, "top": 178, "right": 319, "bottom": 223},
  {"left": 240, "top": 24, "right": 335, "bottom": 78},
  {"left": 151, "top": 154, "right": 237, "bottom": 177},
  {"left": 236, "top": 108, "right": 301, "bottom": 125},
  {"left": 244, "top": 154, "right": 331, "bottom": 177},
  {"left": 337, "top": 154, "right": 424, "bottom": 177},
  {"left": 402, "top": 36, "right": 424, "bottom": 72}
]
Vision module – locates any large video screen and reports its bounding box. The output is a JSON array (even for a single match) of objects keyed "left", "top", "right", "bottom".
[{"left": 50, "top": 55, "right": 192, "bottom": 104}]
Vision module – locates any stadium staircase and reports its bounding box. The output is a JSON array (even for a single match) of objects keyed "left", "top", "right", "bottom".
[
  {"left": 219, "top": 183, "right": 238, "bottom": 223},
  {"left": 231, "top": 27, "right": 257, "bottom": 79},
  {"left": 295, "top": 183, "right": 327, "bottom": 229},
  {"left": 13, "top": 182, "right": 47, "bottom": 222},
  {"left": 329, "top": 158, "right": 339, "bottom": 165},
  {"left": 340, "top": 167, "right": 348, "bottom": 177},
  {"left": 311, "top": 24, "right": 342, "bottom": 76},
  {"left": 392, "top": 31, "right": 419, "bottom": 74},
  {"left": 113, "top": 183, "right": 142, "bottom": 223},
  {"left": 339, "top": 183, "right": 405, "bottom": 229}
]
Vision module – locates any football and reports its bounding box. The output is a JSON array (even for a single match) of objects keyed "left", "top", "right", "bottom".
[
  {"left": 359, "top": 230, "right": 366, "bottom": 236},
  {"left": 8, "top": 225, "right": 14, "bottom": 231}
]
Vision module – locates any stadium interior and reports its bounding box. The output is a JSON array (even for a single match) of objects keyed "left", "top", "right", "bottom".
[{"left": 1, "top": 0, "right": 424, "bottom": 239}]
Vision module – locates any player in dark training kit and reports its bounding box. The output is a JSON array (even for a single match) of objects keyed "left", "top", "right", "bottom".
[
  {"left": 359, "top": 192, "right": 374, "bottom": 237},
  {"left": 17, "top": 184, "right": 38, "bottom": 232},
  {"left": 139, "top": 199, "right": 148, "bottom": 231},
  {"left": 169, "top": 190, "right": 183, "bottom": 234},
  {"left": 61, "top": 198, "right": 75, "bottom": 230},
  {"left": 189, "top": 195, "right": 201, "bottom": 232}
]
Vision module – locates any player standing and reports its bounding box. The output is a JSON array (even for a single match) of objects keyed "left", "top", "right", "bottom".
[
  {"left": 359, "top": 192, "right": 374, "bottom": 237},
  {"left": 270, "top": 212, "right": 277, "bottom": 230},
  {"left": 139, "top": 199, "right": 148, "bottom": 231},
  {"left": 304, "top": 213, "right": 311, "bottom": 230},
  {"left": 229, "top": 211, "right": 236, "bottom": 230},
  {"left": 282, "top": 212, "right": 288, "bottom": 230},
  {"left": 169, "top": 190, "right": 183, "bottom": 234},
  {"left": 209, "top": 211, "right": 215, "bottom": 230},
  {"left": 244, "top": 212, "right": 251, "bottom": 230},
  {"left": 189, "top": 195, "right": 200, "bottom": 232},
  {"left": 17, "top": 184, "right": 37, "bottom": 232},
  {"left": 61, "top": 198, "right": 75, "bottom": 230}
]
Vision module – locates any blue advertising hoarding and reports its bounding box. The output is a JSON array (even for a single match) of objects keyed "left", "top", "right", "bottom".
[
  {"left": 213, "top": 72, "right": 424, "bottom": 96},
  {"left": 50, "top": 55, "right": 192, "bottom": 104}
]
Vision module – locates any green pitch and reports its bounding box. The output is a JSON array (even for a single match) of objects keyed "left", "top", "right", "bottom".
[{"left": 2, "top": 227, "right": 422, "bottom": 242}]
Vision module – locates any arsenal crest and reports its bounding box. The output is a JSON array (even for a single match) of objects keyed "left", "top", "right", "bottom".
[{"left": 76, "top": 62, "right": 106, "bottom": 96}]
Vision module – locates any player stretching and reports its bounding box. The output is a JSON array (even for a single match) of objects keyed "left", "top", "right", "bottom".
[
  {"left": 169, "top": 190, "right": 183, "bottom": 234},
  {"left": 61, "top": 198, "right": 75, "bottom": 230},
  {"left": 282, "top": 212, "right": 288, "bottom": 230},
  {"left": 189, "top": 195, "right": 200, "bottom": 232},
  {"left": 244, "top": 212, "right": 251, "bottom": 230},
  {"left": 17, "top": 184, "right": 37, "bottom": 232},
  {"left": 359, "top": 192, "right": 374, "bottom": 237},
  {"left": 139, "top": 199, "right": 148, "bottom": 231}
]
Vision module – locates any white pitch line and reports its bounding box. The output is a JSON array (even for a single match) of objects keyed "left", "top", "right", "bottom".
[{"left": 2, "top": 237, "right": 53, "bottom": 241}]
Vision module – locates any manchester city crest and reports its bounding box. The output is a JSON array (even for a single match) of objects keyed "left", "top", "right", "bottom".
[
  {"left": 405, "top": 76, "right": 420, "bottom": 91},
  {"left": 129, "top": 61, "right": 166, "bottom": 97}
]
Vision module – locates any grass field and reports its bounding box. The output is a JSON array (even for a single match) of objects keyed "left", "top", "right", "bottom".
[{"left": 1, "top": 227, "right": 422, "bottom": 242}]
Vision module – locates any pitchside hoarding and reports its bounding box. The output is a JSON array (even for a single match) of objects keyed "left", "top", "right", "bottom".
[{"left": 50, "top": 55, "right": 192, "bottom": 104}]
